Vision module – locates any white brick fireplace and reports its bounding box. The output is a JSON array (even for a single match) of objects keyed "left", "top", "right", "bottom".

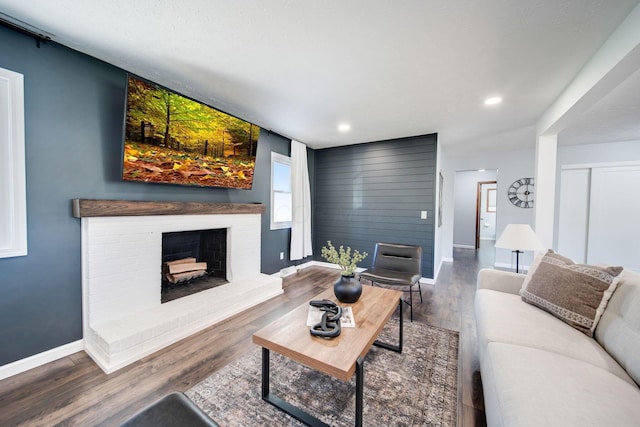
[{"left": 75, "top": 200, "right": 282, "bottom": 374}]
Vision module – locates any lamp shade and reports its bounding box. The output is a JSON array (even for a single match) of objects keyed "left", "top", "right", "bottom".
[{"left": 495, "top": 224, "right": 545, "bottom": 251}]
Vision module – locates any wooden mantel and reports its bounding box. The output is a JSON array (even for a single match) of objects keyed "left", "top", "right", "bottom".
[{"left": 72, "top": 199, "right": 265, "bottom": 218}]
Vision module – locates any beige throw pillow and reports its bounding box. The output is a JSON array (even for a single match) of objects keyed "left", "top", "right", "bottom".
[
  {"left": 520, "top": 250, "right": 546, "bottom": 292},
  {"left": 520, "top": 250, "right": 623, "bottom": 337}
]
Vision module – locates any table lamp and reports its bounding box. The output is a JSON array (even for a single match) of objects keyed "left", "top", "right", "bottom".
[{"left": 495, "top": 224, "right": 545, "bottom": 273}]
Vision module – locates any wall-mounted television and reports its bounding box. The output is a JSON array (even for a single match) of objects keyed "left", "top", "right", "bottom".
[{"left": 122, "top": 75, "right": 260, "bottom": 190}]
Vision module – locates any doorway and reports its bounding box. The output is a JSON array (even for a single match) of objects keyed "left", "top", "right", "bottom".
[
  {"left": 453, "top": 170, "right": 498, "bottom": 267},
  {"left": 476, "top": 181, "right": 497, "bottom": 249}
]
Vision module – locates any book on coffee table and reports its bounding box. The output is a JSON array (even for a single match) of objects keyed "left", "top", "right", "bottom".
[{"left": 306, "top": 305, "right": 355, "bottom": 328}]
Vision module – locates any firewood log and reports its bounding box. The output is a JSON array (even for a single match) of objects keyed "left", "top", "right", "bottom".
[
  {"left": 165, "top": 269, "right": 207, "bottom": 284},
  {"left": 168, "top": 262, "right": 207, "bottom": 274}
]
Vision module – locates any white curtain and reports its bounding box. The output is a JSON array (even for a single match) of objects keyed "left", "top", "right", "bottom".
[{"left": 290, "top": 140, "right": 313, "bottom": 260}]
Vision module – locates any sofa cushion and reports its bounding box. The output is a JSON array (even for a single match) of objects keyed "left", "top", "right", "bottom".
[
  {"left": 520, "top": 250, "right": 623, "bottom": 337},
  {"left": 476, "top": 288, "right": 634, "bottom": 384},
  {"left": 481, "top": 342, "right": 640, "bottom": 427},
  {"left": 595, "top": 269, "right": 640, "bottom": 386}
]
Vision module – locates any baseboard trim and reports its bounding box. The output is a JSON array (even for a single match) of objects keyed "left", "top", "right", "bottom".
[
  {"left": 279, "top": 266, "right": 298, "bottom": 277},
  {"left": 272, "top": 261, "right": 317, "bottom": 278},
  {"left": 494, "top": 261, "right": 530, "bottom": 273},
  {"left": 309, "top": 260, "right": 344, "bottom": 270},
  {"left": 434, "top": 257, "right": 453, "bottom": 282},
  {"left": 0, "top": 340, "right": 84, "bottom": 380},
  {"left": 453, "top": 244, "right": 475, "bottom": 249},
  {"left": 296, "top": 261, "right": 315, "bottom": 270}
]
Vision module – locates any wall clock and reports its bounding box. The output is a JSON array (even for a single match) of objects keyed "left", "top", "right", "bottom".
[{"left": 508, "top": 178, "right": 534, "bottom": 208}]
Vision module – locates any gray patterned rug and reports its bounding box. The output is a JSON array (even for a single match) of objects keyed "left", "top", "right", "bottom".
[{"left": 186, "top": 318, "right": 458, "bottom": 426}]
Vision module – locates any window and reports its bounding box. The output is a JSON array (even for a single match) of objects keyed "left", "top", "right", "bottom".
[
  {"left": 271, "top": 152, "right": 292, "bottom": 229},
  {"left": 0, "top": 67, "right": 27, "bottom": 258}
]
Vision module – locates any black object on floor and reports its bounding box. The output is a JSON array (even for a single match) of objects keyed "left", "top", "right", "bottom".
[{"left": 119, "top": 392, "right": 220, "bottom": 427}]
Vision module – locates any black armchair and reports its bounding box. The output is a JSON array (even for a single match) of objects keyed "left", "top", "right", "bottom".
[{"left": 359, "top": 243, "right": 423, "bottom": 321}]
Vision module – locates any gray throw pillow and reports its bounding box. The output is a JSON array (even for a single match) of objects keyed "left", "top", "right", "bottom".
[{"left": 521, "top": 250, "right": 623, "bottom": 337}]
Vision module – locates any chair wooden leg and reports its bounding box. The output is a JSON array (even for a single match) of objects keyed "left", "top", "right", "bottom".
[{"left": 418, "top": 282, "right": 423, "bottom": 303}]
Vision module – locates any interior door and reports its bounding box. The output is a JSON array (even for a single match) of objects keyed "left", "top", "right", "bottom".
[
  {"left": 587, "top": 165, "right": 640, "bottom": 271},
  {"left": 557, "top": 168, "right": 591, "bottom": 263}
]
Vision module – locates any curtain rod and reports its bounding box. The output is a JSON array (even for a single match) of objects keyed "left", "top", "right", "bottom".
[{"left": 0, "top": 15, "right": 51, "bottom": 48}]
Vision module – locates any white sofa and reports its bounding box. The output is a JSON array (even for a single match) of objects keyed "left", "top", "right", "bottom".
[{"left": 475, "top": 267, "right": 640, "bottom": 427}]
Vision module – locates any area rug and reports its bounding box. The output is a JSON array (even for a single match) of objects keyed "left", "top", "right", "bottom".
[{"left": 186, "top": 318, "right": 459, "bottom": 426}]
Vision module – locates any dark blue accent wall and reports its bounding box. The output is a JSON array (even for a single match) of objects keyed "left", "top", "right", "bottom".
[
  {"left": 0, "top": 26, "right": 299, "bottom": 365},
  {"left": 313, "top": 135, "right": 437, "bottom": 278}
]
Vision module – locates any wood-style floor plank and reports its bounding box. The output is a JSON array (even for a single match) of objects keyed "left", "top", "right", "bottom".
[{"left": 0, "top": 246, "right": 491, "bottom": 426}]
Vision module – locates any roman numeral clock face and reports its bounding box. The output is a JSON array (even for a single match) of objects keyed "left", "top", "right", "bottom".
[{"left": 508, "top": 178, "right": 534, "bottom": 208}]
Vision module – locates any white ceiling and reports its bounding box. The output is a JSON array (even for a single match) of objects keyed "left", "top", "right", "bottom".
[
  {"left": 559, "top": 65, "right": 640, "bottom": 146},
  {"left": 1, "top": 0, "right": 639, "bottom": 152}
]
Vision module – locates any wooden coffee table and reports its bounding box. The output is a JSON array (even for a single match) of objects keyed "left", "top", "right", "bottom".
[{"left": 252, "top": 285, "right": 403, "bottom": 427}]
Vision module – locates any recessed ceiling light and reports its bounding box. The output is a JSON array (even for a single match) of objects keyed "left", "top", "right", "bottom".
[
  {"left": 338, "top": 123, "right": 351, "bottom": 132},
  {"left": 484, "top": 96, "right": 502, "bottom": 105}
]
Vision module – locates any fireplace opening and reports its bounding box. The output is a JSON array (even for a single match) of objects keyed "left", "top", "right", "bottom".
[{"left": 161, "top": 228, "right": 228, "bottom": 303}]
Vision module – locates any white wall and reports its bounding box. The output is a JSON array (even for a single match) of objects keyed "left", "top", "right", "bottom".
[
  {"left": 434, "top": 141, "right": 445, "bottom": 276},
  {"left": 453, "top": 170, "right": 497, "bottom": 248},
  {"left": 557, "top": 140, "right": 640, "bottom": 165}
]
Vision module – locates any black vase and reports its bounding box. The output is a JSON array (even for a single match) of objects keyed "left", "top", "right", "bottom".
[{"left": 333, "top": 274, "right": 362, "bottom": 303}]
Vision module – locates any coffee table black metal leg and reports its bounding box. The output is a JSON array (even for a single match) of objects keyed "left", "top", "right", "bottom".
[
  {"left": 355, "top": 357, "right": 364, "bottom": 427},
  {"left": 261, "top": 347, "right": 270, "bottom": 398},
  {"left": 261, "top": 347, "right": 330, "bottom": 427},
  {"left": 373, "top": 299, "right": 403, "bottom": 353},
  {"left": 399, "top": 299, "right": 403, "bottom": 353}
]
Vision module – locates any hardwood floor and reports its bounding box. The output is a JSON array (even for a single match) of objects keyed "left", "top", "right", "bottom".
[{"left": 0, "top": 246, "right": 492, "bottom": 426}]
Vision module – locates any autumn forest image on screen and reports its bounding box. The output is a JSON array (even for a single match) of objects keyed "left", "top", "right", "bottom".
[{"left": 122, "top": 76, "right": 260, "bottom": 189}]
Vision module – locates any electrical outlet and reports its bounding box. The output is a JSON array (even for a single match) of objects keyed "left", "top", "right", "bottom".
[
  {"left": 420, "top": 210, "right": 427, "bottom": 219},
  {"left": 280, "top": 252, "right": 284, "bottom": 260}
]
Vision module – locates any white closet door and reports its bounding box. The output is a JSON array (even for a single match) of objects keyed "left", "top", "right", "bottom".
[
  {"left": 587, "top": 165, "right": 640, "bottom": 271},
  {"left": 557, "top": 168, "right": 590, "bottom": 263}
]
